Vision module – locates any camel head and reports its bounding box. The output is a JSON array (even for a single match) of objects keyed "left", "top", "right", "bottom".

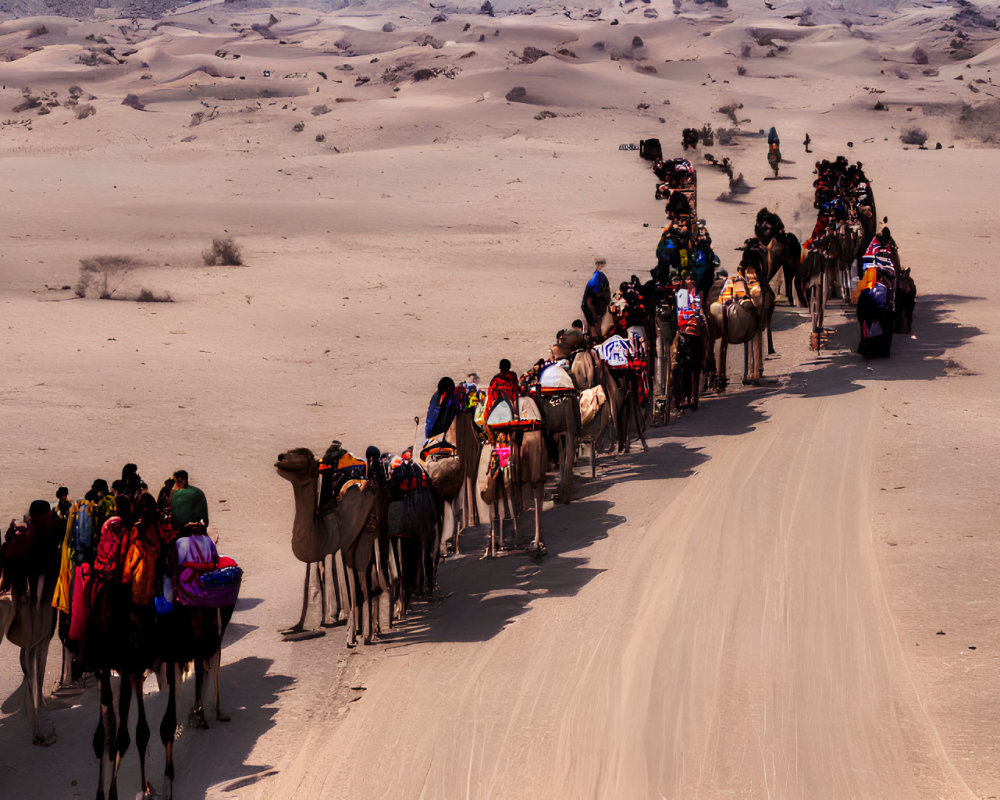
[{"left": 274, "top": 447, "right": 318, "bottom": 484}]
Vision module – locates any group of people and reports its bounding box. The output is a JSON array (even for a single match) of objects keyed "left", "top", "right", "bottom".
[{"left": 0, "top": 464, "right": 232, "bottom": 693}]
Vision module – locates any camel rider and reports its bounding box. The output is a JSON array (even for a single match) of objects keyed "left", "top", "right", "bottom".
[
  {"left": 425, "top": 376, "right": 459, "bottom": 440},
  {"left": 654, "top": 219, "right": 692, "bottom": 284},
  {"left": 581, "top": 258, "right": 611, "bottom": 333},
  {"left": 170, "top": 469, "right": 209, "bottom": 530}
]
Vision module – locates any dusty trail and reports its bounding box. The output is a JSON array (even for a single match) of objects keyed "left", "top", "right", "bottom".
[{"left": 260, "top": 316, "right": 973, "bottom": 800}]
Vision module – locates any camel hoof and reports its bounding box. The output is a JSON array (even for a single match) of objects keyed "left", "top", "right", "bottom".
[
  {"left": 32, "top": 732, "right": 57, "bottom": 747},
  {"left": 216, "top": 710, "right": 231, "bottom": 722},
  {"left": 278, "top": 624, "right": 304, "bottom": 635},
  {"left": 281, "top": 629, "right": 325, "bottom": 642},
  {"left": 188, "top": 707, "right": 209, "bottom": 730}
]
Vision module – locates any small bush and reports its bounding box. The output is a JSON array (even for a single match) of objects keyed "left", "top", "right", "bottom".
[
  {"left": 718, "top": 102, "right": 742, "bottom": 124},
  {"left": 135, "top": 288, "right": 173, "bottom": 302},
  {"left": 203, "top": 237, "right": 243, "bottom": 266},
  {"left": 912, "top": 47, "right": 929, "bottom": 65},
  {"left": 900, "top": 127, "right": 929, "bottom": 145},
  {"left": 75, "top": 255, "right": 140, "bottom": 298}
]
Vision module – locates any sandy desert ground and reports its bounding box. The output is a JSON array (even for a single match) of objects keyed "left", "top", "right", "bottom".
[{"left": 1, "top": 0, "right": 999, "bottom": 797}]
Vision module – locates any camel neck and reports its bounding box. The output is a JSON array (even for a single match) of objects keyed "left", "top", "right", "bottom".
[{"left": 289, "top": 473, "right": 328, "bottom": 563}]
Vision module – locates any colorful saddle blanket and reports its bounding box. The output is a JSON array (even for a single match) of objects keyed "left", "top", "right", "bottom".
[{"left": 595, "top": 335, "right": 635, "bottom": 368}]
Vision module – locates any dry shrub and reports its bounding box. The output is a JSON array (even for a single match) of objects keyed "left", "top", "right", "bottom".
[
  {"left": 76, "top": 255, "right": 140, "bottom": 298},
  {"left": 956, "top": 100, "right": 1000, "bottom": 144},
  {"left": 203, "top": 237, "right": 243, "bottom": 266},
  {"left": 900, "top": 127, "right": 928, "bottom": 145},
  {"left": 135, "top": 288, "right": 173, "bottom": 302},
  {"left": 718, "top": 102, "right": 742, "bottom": 124}
]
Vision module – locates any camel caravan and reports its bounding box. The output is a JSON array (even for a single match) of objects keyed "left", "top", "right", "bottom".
[
  {"left": 799, "top": 155, "right": 917, "bottom": 356},
  {"left": 1, "top": 135, "right": 918, "bottom": 799},
  {"left": 1, "top": 465, "right": 241, "bottom": 799}
]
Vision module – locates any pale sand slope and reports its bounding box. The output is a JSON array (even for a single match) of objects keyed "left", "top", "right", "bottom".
[{"left": 0, "top": 0, "right": 998, "bottom": 797}]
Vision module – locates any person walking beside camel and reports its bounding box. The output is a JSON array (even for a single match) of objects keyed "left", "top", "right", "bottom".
[{"left": 170, "top": 470, "right": 209, "bottom": 530}]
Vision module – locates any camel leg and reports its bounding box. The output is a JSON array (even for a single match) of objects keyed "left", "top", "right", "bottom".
[
  {"left": 488, "top": 500, "right": 499, "bottom": 557},
  {"left": 555, "top": 434, "right": 569, "bottom": 504},
  {"left": 109, "top": 672, "right": 132, "bottom": 800},
  {"left": 440, "top": 499, "right": 457, "bottom": 559},
  {"left": 94, "top": 670, "right": 115, "bottom": 800},
  {"left": 159, "top": 664, "right": 177, "bottom": 800},
  {"left": 281, "top": 562, "right": 311, "bottom": 634},
  {"left": 631, "top": 394, "right": 648, "bottom": 452},
  {"left": 131, "top": 674, "right": 153, "bottom": 800},
  {"left": 317, "top": 558, "right": 332, "bottom": 627},
  {"left": 360, "top": 562, "right": 372, "bottom": 646},
  {"left": 590, "top": 439, "right": 597, "bottom": 479},
  {"left": 344, "top": 553, "right": 359, "bottom": 647},
  {"left": 766, "top": 317, "right": 775, "bottom": 356},
  {"left": 532, "top": 485, "right": 544, "bottom": 550},
  {"left": 394, "top": 538, "right": 407, "bottom": 618},
  {"left": 467, "top": 473, "right": 481, "bottom": 528},
  {"left": 210, "top": 614, "right": 229, "bottom": 721},
  {"left": 754, "top": 330, "right": 764, "bottom": 383},
  {"left": 373, "top": 538, "right": 391, "bottom": 633},
  {"left": 318, "top": 555, "right": 340, "bottom": 627},
  {"left": 190, "top": 659, "right": 208, "bottom": 730},
  {"left": 500, "top": 477, "right": 519, "bottom": 550},
  {"left": 718, "top": 317, "right": 729, "bottom": 392},
  {"left": 334, "top": 550, "right": 350, "bottom": 624},
  {"left": 742, "top": 340, "right": 750, "bottom": 385}
]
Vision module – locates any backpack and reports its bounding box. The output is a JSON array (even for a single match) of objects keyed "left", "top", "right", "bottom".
[
  {"left": 92, "top": 517, "right": 130, "bottom": 581},
  {"left": 69, "top": 500, "right": 96, "bottom": 565}
]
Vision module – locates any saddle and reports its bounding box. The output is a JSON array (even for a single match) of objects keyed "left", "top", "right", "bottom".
[{"left": 422, "top": 435, "right": 463, "bottom": 498}]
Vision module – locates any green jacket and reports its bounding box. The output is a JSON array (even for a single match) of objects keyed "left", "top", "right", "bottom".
[{"left": 171, "top": 486, "right": 209, "bottom": 527}]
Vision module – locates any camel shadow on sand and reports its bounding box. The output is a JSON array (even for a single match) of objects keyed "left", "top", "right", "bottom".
[
  {"left": 781, "top": 293, "right": 983, "bottom": 400},
  {"left": 380, "top": 498, "right": 620, "bottom": 647},
  {"left": 379, "top": 388, "right": 772, "bottom": 649},
  {"left": 0, "top": 638, "right": 291, "bottom": 798}
]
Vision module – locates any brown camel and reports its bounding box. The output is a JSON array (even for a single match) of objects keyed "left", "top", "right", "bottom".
[
  {"left": 274, "top": 448, "right": 390, "bottom": 644},
  {"left": 478, "top": 396, "right": 547, "bottom": 556},
  {"left": 0, "top": 583, "right": 57, "bottom": 746},
  {"left": 535, "top": 362, "right": 580, "bottom": 504},
  {"left": 708, "top": 253, "right": 775, "bottom": 387},
  {"left": 570, "top": 348, "right": 615, "bottom": 478},
  {"left": 429, "top": 411, "right": 481, "bottom": 557}
]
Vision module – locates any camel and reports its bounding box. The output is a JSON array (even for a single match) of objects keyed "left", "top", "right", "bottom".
[
  {"left": 427, "top": 410, "right": 481, "bottom": 558},
  {"left": 895, "top": 268, "right": 916, "bottom": 334},
  {"left": 274, "top": 448, "right": 384, "bottom": 641},
  {"left": 394, "top": 423, "right": 445, "bottom": 616},
  {"left": 570, "top": 347, "right": 615, "bottom": 478},
  {"left": 708, "top": 252, "right": 775, "bottom": 387},
  {"left": 0, "top": 509, "right": 60, "bottom": 747},
  {"left": 755, "top": 209, "right": 804, "bottom": 309},
  {"left": 535, "top": 368, "right": 580, "bottom": 504},
  {"left": 156, "top": 603, "right": 236, "bottom": 800},
  {"left": 594, "top": 335, "right": 649, "bottom": 454},
  {"left": 478, "top": 396, "right": 548, "bottom": 556},
  {"left": 0, "top": 583, "right": 57, "bottom": 746}
]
